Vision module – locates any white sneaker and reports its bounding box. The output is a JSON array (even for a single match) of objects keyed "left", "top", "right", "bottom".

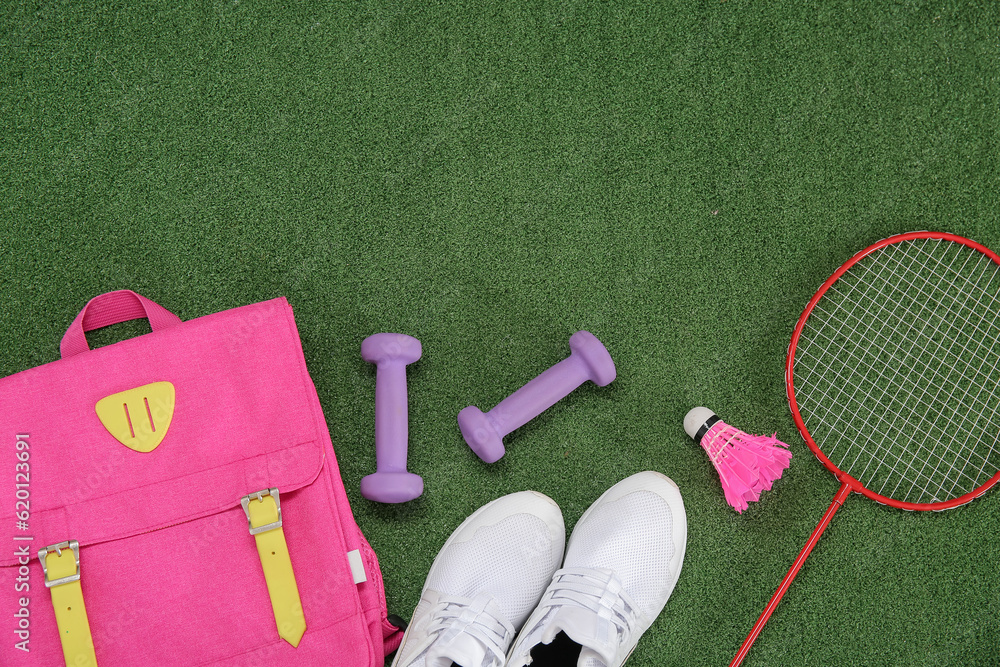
[
  {"left": 505, "top": 472, "right": 687, "bottom": 667},
  {"left": 392, "top": 491, "right": 566, "bottom": 667}
]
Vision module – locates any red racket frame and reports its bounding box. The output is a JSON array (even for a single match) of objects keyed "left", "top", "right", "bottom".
[{"left": 732, "top": 231, "right": 1000, "bottom": 666}]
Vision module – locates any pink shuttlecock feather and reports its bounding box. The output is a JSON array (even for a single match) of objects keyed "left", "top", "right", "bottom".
[{"left": 683, "top": 407, "right": 792, "bottom": 513}]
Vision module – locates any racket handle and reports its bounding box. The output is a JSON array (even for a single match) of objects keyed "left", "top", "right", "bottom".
[{"left": 730, "top": 481, "right": 853, "bottom": 666}]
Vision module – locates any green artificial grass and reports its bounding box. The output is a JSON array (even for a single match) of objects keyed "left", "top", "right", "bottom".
[{"left": 2, "top": 1, "right": 999, "bottom": 665}]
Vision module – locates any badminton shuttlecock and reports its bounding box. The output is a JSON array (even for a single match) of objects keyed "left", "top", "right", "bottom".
[{"left": 683, "top": 407, "right": 792, "bottom": 513}]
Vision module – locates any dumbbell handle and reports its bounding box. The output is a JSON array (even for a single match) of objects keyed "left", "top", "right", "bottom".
[
  {"left": 488, "top": 355, "right": 590, "bottom": 436},
  {"left": 374, "top": 362, "right": 410, "bottom": 472}
]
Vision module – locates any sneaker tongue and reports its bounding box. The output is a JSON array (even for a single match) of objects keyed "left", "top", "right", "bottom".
[
  {"left": 541, "top": 607, "right": 616, "bottom": 666},
  {"left": 426, "top": 632, "right": 488, "bottom": 667}
]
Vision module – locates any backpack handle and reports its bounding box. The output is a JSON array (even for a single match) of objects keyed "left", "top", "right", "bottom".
[{"left": 60, "top": 290, "right": 182, "bottom": 358}]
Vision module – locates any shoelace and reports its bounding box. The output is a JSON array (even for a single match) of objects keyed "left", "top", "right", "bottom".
[
  {"left": 426, "top": 591, "right": 515, "bottom": 666},
  {"left": 537, "top": 567, "right": 641, "bottom": 649}
]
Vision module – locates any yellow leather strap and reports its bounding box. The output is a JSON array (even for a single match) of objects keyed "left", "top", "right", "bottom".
[
  {"left": 40, "top": 541, "right": 97, "bottom": 667},
  {"left": 243, "top": 489, "right": 306, "bottom": 647}
]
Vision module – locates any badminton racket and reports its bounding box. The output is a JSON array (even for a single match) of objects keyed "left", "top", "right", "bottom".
[{"left": 732, "top": 231, "right": 1000, "bottom": 665}]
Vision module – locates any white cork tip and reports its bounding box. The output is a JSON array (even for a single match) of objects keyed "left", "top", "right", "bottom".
[{"left": 683, "top": 407, "right": 717, "bottom": 440}]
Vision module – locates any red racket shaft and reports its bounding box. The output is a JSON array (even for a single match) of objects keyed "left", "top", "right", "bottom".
[{"left": 730, "top": 481, "right": 853, "bottom": 666}]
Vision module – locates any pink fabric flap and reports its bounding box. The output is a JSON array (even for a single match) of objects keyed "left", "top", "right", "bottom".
[{"left": 0, "top": 297, "right": 325, "bottom": 566}]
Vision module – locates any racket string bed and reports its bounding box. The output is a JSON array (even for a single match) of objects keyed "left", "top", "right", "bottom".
[
  {"left": 874, "top": 244, "right": 1000, "bottom": 502},
  {"left": 799, "top": 309, "right": 997, "bottom": 498},
  {"left": 794, "top": 242, "right": 945, "bottom": 455},
  {"left": 799, "top": 241, "right": 989, "bottom": 442},
  {"left": 793, "top": 237, "right": 1000, "bottom": 505}
]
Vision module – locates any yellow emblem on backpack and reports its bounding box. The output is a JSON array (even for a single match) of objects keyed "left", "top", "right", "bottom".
[{"left": 95, "top": 381, "right": 175, "bottom": 452}]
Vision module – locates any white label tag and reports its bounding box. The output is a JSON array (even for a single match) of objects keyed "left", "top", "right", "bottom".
[{"left": 347, "top": 549, "right": 367, "bottom": 584}]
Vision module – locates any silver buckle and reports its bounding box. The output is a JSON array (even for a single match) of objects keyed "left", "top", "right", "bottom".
[
  {"left": 38, "top": 540, "right": 81, "bottom": 588},
  {"left": 240, "top": 487, "right": 282, "bottom": 535}
]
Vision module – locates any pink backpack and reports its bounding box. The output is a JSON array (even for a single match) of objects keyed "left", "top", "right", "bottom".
[{"left": 0, "top": 291, "right": 403, "bottom": 665}]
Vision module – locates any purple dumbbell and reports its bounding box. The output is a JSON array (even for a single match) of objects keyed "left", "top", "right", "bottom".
[
  {"left": 458, "top": 330, "right": 617, "bottom": 463},
  {"left": 360, "top": 333, "right": 424, "bottom": 503}
]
